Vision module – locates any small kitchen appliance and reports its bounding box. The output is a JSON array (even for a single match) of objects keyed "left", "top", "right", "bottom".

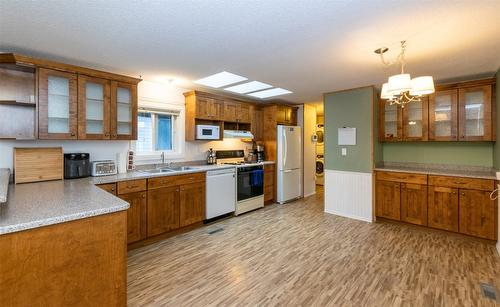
[
  {"left": 64, "top": 153, "right": 91, "bottom": 179},
  {"left": 196, "top": 124, "right": 220, "bottom": 140},
  {"left": 91, "top": 160, "right": 117, "bottom": 177}
]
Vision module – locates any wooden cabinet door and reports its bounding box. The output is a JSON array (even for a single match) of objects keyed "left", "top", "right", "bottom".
[
  {"left": 379, "top": 100, "right": 402, "bottom": 141},
  {"left": 210, "top": 99, "right": 224, "bottom": 121},
  {"left": 428, "top": 186, "right": 459, "bottom": 232},
  {"left": 179, "top": 182, "right": 206, "bottom": 227},
  {"left": 290, "top": 107, "right": 298, "bottom": 125},
  {"left": 429, "top": 89, "right": 458, "bottom": 141},
  {"left": 147, "top": 186, "right": 180, "bottom": 237},
  {"left": 110, "top": 81, "right": 137, "bottom": 140},
  {"left": 459, "top": 189, "right": 497, "bottom": 240},
  {"left": 275, "top": 105, "right": 287, "bottom": 124},
  {"left": 252, "top": 109, "right": 264, "bottom": 141},
  {"left": 118, "top": 191, "right": 147, "bottom": 244},
  {"left": 458, "top": 85, "right": 492, "bottom": 141},
  {"left": 195, "top": 97, "right": 212, "bottom": 120},
  {"left": 77, "top": 75, "right": 111, "bottom": 140},
  {"left": 403, "top": 97, "right": 428, "bottom": 141},
  {"left": 238, "top": 103, "right": 252, "bottom": 123},
  {"left": 400, "top": 183, "right": 427, "bottom": 226},
  {"left": 224, "top": 100, "right": 239, "bottom": 122},
  {"left": 38, "top": 68, "right": 78, "bottom": 139},
  {"left": 375, "top": 180, "right": 401, "bottom": 221}
]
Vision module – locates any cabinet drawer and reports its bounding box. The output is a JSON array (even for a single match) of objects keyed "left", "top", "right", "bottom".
[
  {"left": 117, "top": 179, "right": 147, "bottom": 195},
  {"left": 376, "top": 171, "right": 427, "bottom": 184},
  {"left": 148, "top": 172, "right": 205, "bottom": 189},
  {"left": 428, "top": 175, "right": 494, "bottom": 191},
  {"left": 97, "top": 183, "right": 117, "bottom": 195}
]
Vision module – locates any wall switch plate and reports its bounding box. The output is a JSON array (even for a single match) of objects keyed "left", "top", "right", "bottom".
[{"left": 341, "top": 148, "right": 347, "bottom": 156}]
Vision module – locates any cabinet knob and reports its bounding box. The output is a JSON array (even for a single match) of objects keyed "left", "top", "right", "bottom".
[
  {"left": 70, "top": 132, "right": 76, "bottom": 136},
  {"left": 112, "top": 133, "right": 117, "bottom": 138},
  {"left": 142, "top": 194, "right": 146, "bottom": 198},
  {"left": 452, "top": 191, "right": 456, "bottom": 194},
  {"left": 105, "top": 133, "right": 110, "bottom": 137},
  {"left": 461, "top": 192, "right": 465, "bottom": 196}
]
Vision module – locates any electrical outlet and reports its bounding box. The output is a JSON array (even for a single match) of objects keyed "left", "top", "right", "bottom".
[{"left": 341, "top": 148, "right": 347, "bottom": 156}]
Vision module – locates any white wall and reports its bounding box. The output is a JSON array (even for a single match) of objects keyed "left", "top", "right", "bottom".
[
  {"left": 303, "top": 104, "right": 317, "bottom": 197},
  {"left": 0, "top": 80, "right": 253, "bottom": 171}
]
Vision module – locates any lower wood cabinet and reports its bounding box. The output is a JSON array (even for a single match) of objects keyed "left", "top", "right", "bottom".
[
  {"left": 459, "top": 189, "right": 497, "bottom": 240},
  {"left": 147, "top": 186, "right": 180, "bottom": 237},
  {"left": 400, "top": 183, "right": 427, "bottom": 226},
  {"left": 264, "top": 164, "right": 275, "bottom": 203},
  {"left": 375, "top": 180, "right": 401, "bottom": 221},
  {"left": 428, "top": 186, "right": 459, "bottom": 232},
  {"left": 118, "top": 191, "right": 147, "bottom": 244},
  {"left": 179, "top": 182, "right": 205, "bottom": 227}
]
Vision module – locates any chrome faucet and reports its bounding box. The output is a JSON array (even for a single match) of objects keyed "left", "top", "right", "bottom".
[{"left": 161, "top": 152, "right": 165, "bottom": 165}]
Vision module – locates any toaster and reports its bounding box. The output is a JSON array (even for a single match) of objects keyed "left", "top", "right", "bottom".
[{"left": 91, "top": 160, "right": 117, "bottom": 177}]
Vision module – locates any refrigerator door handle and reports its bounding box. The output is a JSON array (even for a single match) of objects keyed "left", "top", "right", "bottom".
[
  {"left": 283, "top": 129, "right": 287, "bottom": 168},
  {"left": 283, "top": 169, "right": 293, "bottom": 173}
]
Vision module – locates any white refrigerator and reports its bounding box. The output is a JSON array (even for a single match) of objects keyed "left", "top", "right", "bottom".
[{"left": 277, "top": 125, "right": 302, "bottom": 204}]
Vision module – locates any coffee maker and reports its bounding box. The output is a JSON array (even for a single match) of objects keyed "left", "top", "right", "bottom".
[{"left": 254, "top": 144, "right": 265, "bottom": 162}]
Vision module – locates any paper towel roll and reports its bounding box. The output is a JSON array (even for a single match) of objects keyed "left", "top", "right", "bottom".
[{"left": 117, "top": 153, "right": 127, "bottom": 174}]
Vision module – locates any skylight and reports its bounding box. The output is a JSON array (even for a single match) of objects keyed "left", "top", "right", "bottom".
[
  {"left": 224, "top": 81, "right": 272, "bottom": 94},
  {"left": 248, "top": 88, "right": 293, "bottom": 99},
  {"left": 194, "top": 71, "right": 247, "bottom": 88}
]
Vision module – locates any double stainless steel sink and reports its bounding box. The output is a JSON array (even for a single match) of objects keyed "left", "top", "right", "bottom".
[{"left": 138, "top": 166, "right": 199, "bottom": 174}]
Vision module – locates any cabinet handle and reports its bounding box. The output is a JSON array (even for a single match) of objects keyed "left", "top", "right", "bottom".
[
  {"left": 453, "top": 181, "right": 465, "bottom": 184},
  {"left": 70, "top": 132, "right": 76, "bottom": 136},
  {"left": 111, "top": 187, "right": 115, "bottom": 191},
  {"left": 112, "top": 133, "right": 117, "bottom": 138},
  {"left": 127, "top": 185, "right": 138, "bottom": 189},
  {"left": 189, "top": 177, "right": 194, "bottom": 180},
  {"left": 176, "top": 188, "right": 180, "bottom": 192},
  {"left": 452, "top": 191, "right": 456, "bottom": 194},
  {"left": 461, "top": 192, "right": 465, "bottom": 196},
  {"left": 142, "top": 194, "right": 146, "bottom": 199},
  {"left": 105, "top": 133, "right": 110, "bottom": 137}
]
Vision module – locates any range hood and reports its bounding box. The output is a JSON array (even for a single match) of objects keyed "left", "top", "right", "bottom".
[{"left": 223, "top": 130, "right": 254, "bottom": 140}]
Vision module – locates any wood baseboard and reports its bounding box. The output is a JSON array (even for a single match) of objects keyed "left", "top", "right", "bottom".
[{"left": 127, "top": 222, "right": 204, "bottom": 250}]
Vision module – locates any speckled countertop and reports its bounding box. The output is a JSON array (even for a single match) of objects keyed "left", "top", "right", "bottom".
[
  {"left": 374, "top": 162, "right": 498, "bottom": 180},
  {"left": 0, "top": 168, "right": 9, "bottom": 203},
  {"left": 0, "top": 161, "right": 275, "bottom": 235}
]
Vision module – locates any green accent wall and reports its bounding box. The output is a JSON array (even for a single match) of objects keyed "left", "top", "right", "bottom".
[
  {"left": 324, "top": 87, "right": 374, "bottom": 173},
  {"left": 493, "top": 69, "right": 500, "bottom": 169},
  {"left": 383, "top": 142, "right": 493, "bottom": 167}
]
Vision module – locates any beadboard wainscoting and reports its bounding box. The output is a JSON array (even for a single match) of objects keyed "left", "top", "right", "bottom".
[{"left": 324, "top": 170, "right": 373, "bottom": 222}]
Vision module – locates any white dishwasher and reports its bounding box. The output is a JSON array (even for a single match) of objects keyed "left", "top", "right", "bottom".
[{"left": 206, "top": 168, "right": 236, "bottom": 219}]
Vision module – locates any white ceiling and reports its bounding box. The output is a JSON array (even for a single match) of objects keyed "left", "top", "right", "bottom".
[{"left": 1, "top": 0, "right": 499, "bottom": 103}]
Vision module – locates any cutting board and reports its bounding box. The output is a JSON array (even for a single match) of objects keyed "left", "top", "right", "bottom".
[{"left": 14, "top": 147, "right": 63, "bottom": 184}]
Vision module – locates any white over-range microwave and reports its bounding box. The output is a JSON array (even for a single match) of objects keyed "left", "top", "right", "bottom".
[{"left": 196, "top": 124, "right": 220, "bottom": 140}]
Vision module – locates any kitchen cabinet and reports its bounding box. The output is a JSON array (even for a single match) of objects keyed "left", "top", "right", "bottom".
[
  {"left": 179, "top": 182, "right": 206, "bottom": 227},
  {"left": 252, "top": 108, "right": 264, "bottom": 141},
  {"left": 147, "top": 186, "right": 180, "bottom": 236},
  {"left": 97, "top": 183, "right": 117, "bottom": 195},
  {"left": 376, "top": 170, "right": 497, "bottom": 240},
  {"left": 458, "top": 85, "right": 493, "bottom": 141},
  {"left": 196, "top": 96, "right": 224, "bottom": 121},
  {"left": 77, "top": 75, "right": 111, "bottom": 140},
  {"left": 111, "top": 81, "right": 137, "bottom": 140},
  {"left": 429, "top": 89, "right": 458, "bottom": 141},
  {"left": 459, "top": 189, "right": 497, "bottom": 240},
  {"left": 118, "top": 191, "right": 147, "bottom": 244},
  {"left": 427, "top": 186, "right": 459, "bottom": 232},
  {"left": 400, "top": 183, "right": 427, "bottom": 226},
  {"left": 264, "top": 164, "right": 275, "bottom": 203},
  {"left": 224, "top": 100, "right": 252, "bottom": 123},
  {"left": 276, "top": 105, "right": 298, "bottom": 125},
  {"left": 38, "top": 68, "right": 78, "bottom": 139},
  {"left": 375, "top": 180, "right": 401, "bottom": 221},
  {"left": 381, "top": 77, "right": 496, "bottom": 142}
]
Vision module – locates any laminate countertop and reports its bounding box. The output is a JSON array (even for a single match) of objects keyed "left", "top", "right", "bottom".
[
  {"left": 0, "top": 161, "right": 276, "bottom": 235},
  {"left": 374, "top": 163, "right": 498, "bottom": 180}
]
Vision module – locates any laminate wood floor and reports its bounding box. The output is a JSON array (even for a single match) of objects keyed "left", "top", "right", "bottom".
[{"left": 128, "top": 188, "right": 500, "bottom": 306}]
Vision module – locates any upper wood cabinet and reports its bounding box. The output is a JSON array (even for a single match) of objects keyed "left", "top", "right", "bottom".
[
  {"left": 38, "top": 68, "right": 78, "bottom": 139},
  {"left": 1, "top": 53, "right": 141, "bottom": 141},
  {"left": 224, "top": 100, "right": 252, "bottom": 123},
  {"left": 196, "top": 96, "right": 224, "bottom": 121},
  {"left": 252, "top": 108, "right": 264, "bottom": 141},
  {"left": 111, "top": 81, "right": 137, "bottom": 140},
  {"left": 78, "top": 75, "right": 111, "bottom": 140},
  {"left": 458, "top": 85, "right": 493, "bottom": 141},
  {"left": 276, "top": 105, "right": 298, "bottom": 125},
  {"left": 380, "top": 77, "right": 495, "bottom": 142}
]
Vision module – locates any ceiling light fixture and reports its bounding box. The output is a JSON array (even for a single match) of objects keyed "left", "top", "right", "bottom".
[
  {"left": 224, "top": 81, "right": 272, "bottom": 94},
  {"left": 194, "top": 71, "right": 247, "bottom": 88},
  {"left": 248, "top": 88, "right": 292, "bottom": 99},
  {"left": 375, "top": 41, "right": 434, "bottom": 107}
]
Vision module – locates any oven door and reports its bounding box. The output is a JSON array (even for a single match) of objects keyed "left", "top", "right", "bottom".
[{"left": 237, "top": 166, "right": 264, "bottom": 201}]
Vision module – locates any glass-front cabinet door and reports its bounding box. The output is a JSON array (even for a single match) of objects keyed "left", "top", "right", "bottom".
[
  {"left": 403, "top": 97, "right": 428, "bottom": 141},
  {"left": 78, "top": 75, "right": 111, "bottom": 139},
  {"left": 380, "top": 100, "right": 402, "bottom": 141},
  {"left": 459, "top": 85, "right": 492, "bottom": 141},
  {"left": 111, "top": 81, "right": 137, "bottom": 140},
  {"left": 429, "top": 90, "right": 458, "bottom": 141},
  {"left": 38, "top": 68, "right": 78, "bottom": 139}
]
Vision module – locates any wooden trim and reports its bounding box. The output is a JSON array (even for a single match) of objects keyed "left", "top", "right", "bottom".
[
  {"left": 0, "top": 53, "right": 141, "bottom": 84},
  {"left": 127, "top": 221, "right": 204, "bottom": 250},
  {"left": 37, "top": 68, "right": 78, "bottom": 139},
  {"left": 435, "top": 77, "right": 496, "bottom": 91},
  {"left": 375, "top": 171, "right": 427, "bottom": 185}
]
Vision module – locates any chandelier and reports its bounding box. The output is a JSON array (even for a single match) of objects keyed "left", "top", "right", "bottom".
[{"left": 375, "top": 41, "right": 434, "bottom": 107}]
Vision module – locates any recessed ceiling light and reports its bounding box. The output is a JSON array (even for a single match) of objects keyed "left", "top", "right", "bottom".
[
  {"left": 194, "top": 71, "right": 247, "bottom": 88},
  {"left": 248, "top": 88, "right": 293, "bottom": 99},
  {"left": 224, "top": 81, "right": 272, "bottom": 94}
]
